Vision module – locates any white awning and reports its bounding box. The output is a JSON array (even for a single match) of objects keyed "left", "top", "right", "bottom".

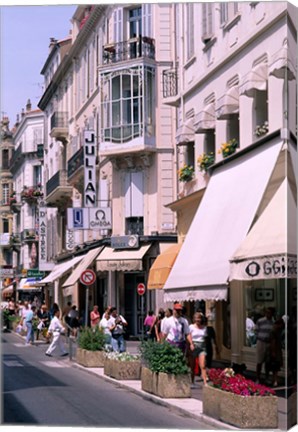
[
  {"left": 230, "top": 178, "right": 297, "bottom": 280},
  {"left": 239, "top": 63, "right": 268, "bottom": 97},
  {"left": 40, "top": 255, "right": 84, "bottom": 284},
  {"left": 269, "top": 45, "right": 296, "bottom": 81},
  {"left": 175, "top": 118, "right": 195, "bottom": 145},
  {"left": 62, "top": 247, "right": 104, "bottom": 288},
  {"left": 216, "top": 86, "right": 239, "bottom": 119},
  {"left": 193, "top": 103, "right": 216, "bottom": 132},
  {"left": 18, "top": 278, "right": 42, "bottom": 291},
  {"left": 96, "top": 245, "right": 151, "bottom": 272},
  {"left": 163, "top": 140, "right": 282, "bottom": 302}
]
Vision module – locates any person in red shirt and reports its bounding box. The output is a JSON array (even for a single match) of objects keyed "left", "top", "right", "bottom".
[{"left": 90, "top": 305, "right": 100, "bottom": 328}]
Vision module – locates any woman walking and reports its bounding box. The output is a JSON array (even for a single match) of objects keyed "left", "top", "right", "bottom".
[
  {"left": 45, "top": 309, "right": 68, "bottom": 357},
  {"left": 187, "top": 312, "right": 208, "bottom": 387}
]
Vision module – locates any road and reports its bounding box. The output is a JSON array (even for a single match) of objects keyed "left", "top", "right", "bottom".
[{"left": 2, "top": 332, "right": 215, "bottom": 429}]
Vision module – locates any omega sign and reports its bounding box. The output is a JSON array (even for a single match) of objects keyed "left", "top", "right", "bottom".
[
  {"left": 84, "top": 130, "right": 96, "bottom": 207},
  {"left": 244, "top": 256, "right": 297, "bottom": 279}
]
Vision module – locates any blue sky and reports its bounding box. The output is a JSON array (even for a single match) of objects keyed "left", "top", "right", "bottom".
[{"left": 1, "top": 5, "right": 77, "bottom": 126}]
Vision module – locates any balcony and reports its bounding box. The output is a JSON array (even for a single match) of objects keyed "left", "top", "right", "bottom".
[
  {"left": 46, "top": 169, "right": 72, "bottom": 206},
  {"left": 9, "top": 193, "right": 21, "bottom": 212},
  {"left": 102, "top": 37, "right": 155, "bottom": 66},
  {"left": 50, "top": 112, "right": 68, "bottom": 142},
  {"left": 67, "top": 147, "right": 84, "bottom": 183},
  {"left": 10, "top": 142, "right": 44, "bottom": 174},
  {"left": 21, "top": 186, "right": 44, "bottom": 204},
  {"left": 21, "top": 229, "right": 38, "bottom": 243},
  {"left": 162, "top": 68, "right": 179, "bottom": 106},
  {"left": 10, "top": 233, "right": 21, "bottom": 250}
]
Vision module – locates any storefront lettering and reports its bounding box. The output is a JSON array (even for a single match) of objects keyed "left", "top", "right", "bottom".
[
  {"left": 84, "top": 130, "right": 96, "bottom": 207},
  {"left": 245, "top": 257, "right": 297, "bottom": 278}
]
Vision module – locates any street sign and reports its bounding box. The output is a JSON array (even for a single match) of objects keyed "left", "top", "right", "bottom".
[
  {"left": 80, "top": 269, "right": 96, "bottom": 286},
  {"left": 137, "top": 282, "right": 146, "bottom": 295},
  {"left": 27, "top": 269, "right": 45, "bottom": 278}
]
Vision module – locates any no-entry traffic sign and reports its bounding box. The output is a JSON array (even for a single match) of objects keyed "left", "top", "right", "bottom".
[
  {"left": 80, "top": 269, "right": 96, "bottom": 286},
  {"left": 137, "top": 283, "right": 146, "bottom": 295}
]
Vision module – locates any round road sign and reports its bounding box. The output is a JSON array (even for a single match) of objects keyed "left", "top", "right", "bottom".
[
  {"left": 80, "top": 269, "right": 96, "bottom": 286},
  {"left": 137, "top": 282, "right": 146, "bottom": 295}
]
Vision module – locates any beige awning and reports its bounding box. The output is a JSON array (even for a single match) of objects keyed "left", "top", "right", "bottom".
[
  {"left": 193, "top": 103, "right": 216, "bottom": 132},
  {"left": 40, "top": 255, "right": 84, "bottom": 284},
  {"left": 2, "top": 285, "right": 14, "bottom": 296},
  {"left": 239, "top": 63, "right": 268, "bottom": 97},
  {"left": 175, "top": 118, "right": 195, "bottom": 145},
  {"left": 62, "top": 247, "right": 104, "bottom": 288},
  {"left": 269, "top": 45, "right": 296, "bottom": 81},
  {"left": 216, "top": 86, "right": 239, "bottom": 119},
  {"left": 96, "top": 244, "right": 151, "bottom": 272},
  {"left": 148, "top": 244, "right": 182, "bottom": 289},
  {"left": 230, "top": 178, "right": 297, "bottom": 280}
]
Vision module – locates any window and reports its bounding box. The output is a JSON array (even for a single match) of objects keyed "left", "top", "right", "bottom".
[
  {"left": 186, "top": 3, "right": 194, "bottom": 60},
  {"left": 2, "top": 149, "right": 9, "bottom": 170},
  {"left": 124, "top": 171, "right": 144, "bottom": 235},
  {"left": 3, "top": 218, "right": 9, "bottom": 233},
  {"left": 254, "top": 90, "right": 268, "bottom": 139},
  {"left": 2, "top": 183, "right": 9, "bottom": 205},
  {"left": 227, "top": 114, "right": 239, "bottom": 144},
  {"left": 202, "top": 3, "right": 214, "bottom": 43},
  {"left": 186, "top": 142, "right": 195, "bottom": 168},
  {"left": 34, "top": 166, "right": 42, "bottom": 186},
  {"left": 220, "top": 2, "right": 239, "bottom": 26},
  {"left": 204, "top": 131, "right": 215, "bottom": 155}
]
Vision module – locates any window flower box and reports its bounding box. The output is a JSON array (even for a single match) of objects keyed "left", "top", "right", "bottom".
[
  {"left": 218, "top": 138, "right": 238, "bottom": 158},
  {"left": 203, "top": 368, "right": 278, "bottom": 428},
  {"left": 255, "top": 121, "right": 269, "bottom": 137},
  {"left": 104, "top": 352, "right": 141, "bottom": 380},
  {"left": 178, "top": 165, "right": 194, "bottom": 182},
  {"left": 197, "top": 152, "right": 215, "bottom": 172}
]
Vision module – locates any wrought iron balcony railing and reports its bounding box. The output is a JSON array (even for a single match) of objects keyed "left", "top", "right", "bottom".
[
  {"left": 50, "top": 112, "right": 68, "bottom": 130},
  {"left": 67, "top": 147, "right": 84, "bottom": 179},
  {"left": 103, "top": 36, "right": 155, "bottom": 65},
  {"left": 162, "top": 68, "right": 178, "bottom": 98},
  {"left": 46, "top": 170, "right": 69, "bottom": 196},
  {"left": 21, "top": 229, "right": 38, "bottom": 242}
]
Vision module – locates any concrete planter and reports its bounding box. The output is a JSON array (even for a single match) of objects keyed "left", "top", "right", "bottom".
[
  {"left": 203, "top": 384, "right": 278, "bottom": 429},
  {"left": 76, "top": 347, "right": 106, "bottom": 368},
  {"left": 104, "top": 358, "right": 141, "bottom": 380},
  {"left": 288, "top": 391, "right": 297, "bottom": 428},
  {"left": 141, "top": 366, "right": 191, "bottom": 398}
]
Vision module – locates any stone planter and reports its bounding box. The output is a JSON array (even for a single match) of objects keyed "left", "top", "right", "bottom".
[
  {"left": 288, "top": 391, "right": 297, "bottom": 428},
  {"left": 76, "top": 347, "right": 106, "bottom": 368},
  {"left": 104, "top": 358, "right": 141, "bottom": 380},
  {"left": 203, "top": 384, "right": 278, "bottom": 429},
  {"left": 141, "top": 366, "right": 191, "bottom": 398}
]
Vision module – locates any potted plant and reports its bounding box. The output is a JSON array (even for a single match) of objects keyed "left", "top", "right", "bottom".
[
  {"left": 218, "top": 138, "right": 238, "bottom": 158},
  {"left": 104, "top": 352, "right": 141, "bottom": 380},
  {"left": 139, "top": 340, "right": 191, "bottom": 398},
  {"left": 197, "top": 152, "right": 215, "bottom": 172},
  {"left": 203, "top": 368, "right": 278, "bottom": 428},
  {"left": 255, "top": 121, "right": 269, "bottom": 137},
  {"left": 178, "top": 165, "right": 194, "bottom": 182},
  {"left": 76, "top": 327, "right": 107, "bottom": 367}
]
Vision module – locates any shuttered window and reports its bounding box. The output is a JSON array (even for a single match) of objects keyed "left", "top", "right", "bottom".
[
  {"left": 125, "top": 171, "right": 144, "bottom": 217},
  {"left": 220, "top": 2, "right": 239, "bottom": 26},
  {"left": 202, "top": 3, "right": 214, "bottom": 42},
  {"left": 186, "top": 3, "right": 194, "bottom": 60}
]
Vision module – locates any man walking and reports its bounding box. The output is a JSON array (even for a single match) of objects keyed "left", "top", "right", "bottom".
[
  {"left": 108, "top": 307, "right": 128, "bottom": 353},
  {"left": 255, "top": 307, "right": 274, "bottom": 383},
  {"left": 45, "top": 309, "right": 68, "bottom": 357},
  {"left": 24, "top": 305, "right": 36, "bottom": 345},
  {"left": 161, "top": 303, "right": 190, "bottom": 353}
]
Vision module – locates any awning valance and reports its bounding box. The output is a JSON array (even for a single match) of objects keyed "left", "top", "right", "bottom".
[
  {"left": 148, "top": 243, "right": 182, "bottom": 290},
  {"left": 18, "top": 278, "right": 42, "bottom": 291},
  {"left": 269, "top": 45, "right": 296, "bottom": 81},
  {"left": 2, "top": 285, "right": 14, "bottom": 296},
  {"left": 230, "top": 178, "right": 297, "bottom": 280},
  {"left": 163, "top": 140, "right": 282, "bottom": 302},
  {"left": 96, "top": 244, "right": 151, "bottom": 272},
  {"left": 62, "top": 247, "right": 104, "bottom": 288},
  {"left": 175, "top": 118, "right": 195, "bottom": 145},
  {"left": 40, "top": 255, "right": 84, "bottom": 284},
  {"left": 239, "top": 63, "right": 268, "bottom": 97},
  {"left": 193, "top": 103, "right": 216, "bottom": 132},
  {"left": 216, "top": 86, "right": 239, "bottom": 119}
]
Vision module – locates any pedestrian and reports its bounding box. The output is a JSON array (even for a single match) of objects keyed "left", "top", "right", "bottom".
[
  {"left": 246, "top": 310, "right": 256, "bottom": 347},
  {"left": 160, "top": 303, "right": 190, "bottom": 354},
  {"left": 36, "top": 304, "right": 50, "bottom": 341},
  {"left": 255, "top": 307, "right": 275, "bottom": 384},
  {"left": 153, "top": 308, "right": 165, "bottom": 342},
  {"left": 90, "top": 305, "right": 100, "bottom": 328},
  {"left": 143, "top": 310, "right": 155, "bottom": 339},
  {"left": 24, "top": 305, "right": 36, "bottom": 345},
  {"left": 108, "top": 307, "right": 128, "bottom": 353},
  {"left": 62, "top": 301, "right": 72, "bottom": 325},
  {"left": 205, "top": 317, "right": 220, "bottom": 369},
  {"left": 50, "top": 302, "right": 59, "bottom": 319},
  {"left": 265, "top": 317, "right": 284, "bottom": 387},
  {"left": 68, "top": 305, "right": 80, "bottom": 337},
  {"left": 187, "top": 312, "right": 208, "bottom": 387},
  {"left": 45, "top": 309, "right": 68, "bottom": 357},
  {"left": 8, "top": 297, "right": 16, "bottom": 316},
  {"left": 99, "top": 307, "right": 112, "bottom": 346}
]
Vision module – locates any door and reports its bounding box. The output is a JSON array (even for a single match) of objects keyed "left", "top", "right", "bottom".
[{"left": 124, "top": 273, "right": 146, "bottom": 337}]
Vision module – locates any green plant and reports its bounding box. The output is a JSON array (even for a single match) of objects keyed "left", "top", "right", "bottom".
[
  {"left": 197, "top": 152, "right": 215, "bottom": 171},
  {"left": 178, "top": 165, "right": 194, "bottom": 182},
  {"left": 77, "top": 326, "right": 106, "bottom": 351},
  {"left": 139, "top": 340, "right": 189, "bottom": 375},
  {"left": 218, "top": 138, "right": 238, "bottom": 158}
]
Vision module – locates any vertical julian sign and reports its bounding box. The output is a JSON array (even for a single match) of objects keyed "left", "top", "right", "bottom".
[
  {"left": 38, "top": 206, "right": 47, "bottom": 270},
  {"left": 84, "top": 130, "right": 96, "bottom": 207}
]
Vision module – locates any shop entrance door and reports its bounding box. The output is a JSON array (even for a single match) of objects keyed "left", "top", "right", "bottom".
[{"left": 124, "top": 273, "right": 146, "bottom": 337}]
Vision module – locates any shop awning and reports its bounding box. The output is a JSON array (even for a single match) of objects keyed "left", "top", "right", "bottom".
[
  {"left": 163, "top": 140, "right": 282, "bottom": 302},
  {"left": 230, "top": 178, "right": 297, "bottom": 280},
  {"left": 239, "top": 63, "right": 268, "bottom": 97},
  {"left": 18, "top": 278, "right": 42, "bottom": 291},
  {"left": 216, "top": 86, "right": 239, "bottom": 119},
  {"left": 96, "top": 244, "right": 151, "bottom": 272},
  {"left": 2, "top": 285, "right": 14, "bottom": 296},
  {"left": 148, "top": 243, "right": 182, "bottom": 289},
  {"left": 62, "top": 247, "right": 104, "bottom": 288},
  {"left": 40, "top": 255, "right": 84, "bottom": 284},
  {"left": 269, "top": 45, "right": 296, "bottom": 81},
  {"left": 175, "top": 118, "right": 195, "bottom": 145},
  {"left": 193, "top": 103, "right": 216, "bottom": 132}
]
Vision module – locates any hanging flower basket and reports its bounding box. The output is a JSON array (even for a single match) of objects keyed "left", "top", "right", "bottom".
[
  {"left": 178, "top": 165, "right": 194, "bottom": 182},
  {"left": 255, "top": 121, "right": 269, "bottom": 137},
  {"left": 197, "top": 152, "right": 215, "bottom": 172},
  {"left": 218, "top": 139, "right": 238, "bottom": 158}
]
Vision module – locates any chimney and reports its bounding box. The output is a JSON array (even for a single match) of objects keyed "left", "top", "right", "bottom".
[
  {"left": 26, "top": 99, "right": 32, "bottom": 112},
  {"left": 49, "top": 37, "right": 57, "bottom": 52},
  {"left": 21, "top": 108, "right": 25, "bottom": 118}
]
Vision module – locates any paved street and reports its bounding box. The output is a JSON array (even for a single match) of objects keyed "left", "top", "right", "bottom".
[{"left": 2, "top": 331, "right": 216, "bottom": 429}]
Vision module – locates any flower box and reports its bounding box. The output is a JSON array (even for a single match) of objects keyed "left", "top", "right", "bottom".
[
  {"left": 104, "top": 355, "right": 141, "bottom": 380},
  {"left": 76, "top": 347, "right": 106, "bottom": 368},
  {"left": 178, "top": 165, "right": 194, "bottom": 182},
  {"left": 141, "top": 366, "right": 191, "bottom": 398}
]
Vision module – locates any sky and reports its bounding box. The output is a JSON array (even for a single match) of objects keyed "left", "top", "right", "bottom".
[{"left": 0, "top": 4, "right": 77, "bottom": 126}]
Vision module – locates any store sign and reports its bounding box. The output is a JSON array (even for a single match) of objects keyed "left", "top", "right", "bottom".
[
  {"left": 66, "top": 229, "right": 75, "bottom": 250},
  {"left": 230, "top": 255, "right": 297, "bottom": 280},
  {"left": 84, "top": 130, "right": 96, "bottom": 207},
  {"left": 38, "top": 207, "right": 47, "bottom": 270},
  {"left": 67, "top": 208, "right": 111, "bottom": 230},
  {"left": 89, "top": 208, "right": 112, "bottom": 229},
  {"left": 0, "top": 267, "right": 14, "bottom": 278},
  {"left": 27, "top": 269, "right": 45, "bottom": 278},
  {"left": 111, "top": 235, "right": 139, "bottom": 249}
]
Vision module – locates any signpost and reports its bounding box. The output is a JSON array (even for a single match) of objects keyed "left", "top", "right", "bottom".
[
  {"left": 137, "top": 283, "right": 146, "bottom": 339},
  {"left": 80, "top": 269, "right": 96, "bottom": 326}
]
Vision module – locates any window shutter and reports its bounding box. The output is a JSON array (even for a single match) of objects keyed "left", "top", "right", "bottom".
[
  {"left": 131, "top": 171, "right": 144, "bottom": 217},
  {"left": 220, "top": 3, "right": 228, "bottom": 25},
  {"left": 124, "top": 172, "right": 131, "bottom": 217},
  {"left": 114, "top": 7, "right": 123, "bottom": 43},
  {"left": 142, "top": 4, "right": 152, "bottom": 37}
]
